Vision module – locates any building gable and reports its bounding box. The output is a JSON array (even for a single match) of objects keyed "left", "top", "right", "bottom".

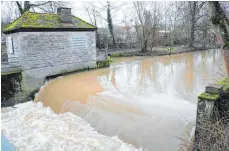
[{"left": 3, "top": 11, "right": 96, "bottom": 34}]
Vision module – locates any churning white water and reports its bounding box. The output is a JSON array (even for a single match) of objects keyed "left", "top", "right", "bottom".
[{"left": 1, "top": 101, "right": 142, "bottom": 151}]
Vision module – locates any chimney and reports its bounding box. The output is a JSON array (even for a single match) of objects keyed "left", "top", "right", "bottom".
[{"left": 57, "top": 7, "right": 72, "bottom": 23}]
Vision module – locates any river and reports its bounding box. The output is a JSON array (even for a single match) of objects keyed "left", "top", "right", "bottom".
[{"left": 1, "top": 49, "right": 226, "bottom": 151}]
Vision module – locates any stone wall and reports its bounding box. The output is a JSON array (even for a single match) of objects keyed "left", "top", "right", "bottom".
[
  {"left": 1, "top": 72, "right": 22, "bottom": 107},
  {"left": 20, "top": 32, "right": 96, "bottom": 70},
  {"left": 5, "top": 33, "right": 21, "bottom": 65},
  {"left": 6, "top": 31, "right": 97, "bottom": 102},
  {"left": 194, "top": 81, "right": 229, "bottom": 150}
]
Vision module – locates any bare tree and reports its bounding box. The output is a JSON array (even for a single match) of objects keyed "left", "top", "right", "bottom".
[
  {"left": 196, "top": 3, "right": 213, "bottom": 49},
  {"left": 149, "top": 2, "right": 161, "bottom": 51},
  {"left": 188, "top": 2, "right": 206, "bottom": 48},
  {"left": 134, "top": 1, "right": 154, "bottom": 52},
  {"left": 107, "top": 1, "right": 116, "bottom": 46},
  {"left": 90, "top": 1, "right": 126, "bottom": 47},
  {"left": 85, "top": 4, "right": 101, "bottom": 49},
  {"left": 15, "top": 1, "right": 66, "bottom": 15}
]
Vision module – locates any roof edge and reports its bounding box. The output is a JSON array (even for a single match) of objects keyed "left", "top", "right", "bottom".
[
  {"left": 3, "top": 27, "right": 97, "bottom": 34},
  {"left": 73, "top": 15, "right": 95, "bottom": 29},
  {"left": 3, "top": 11, "right": 96, "bottom": 33}
]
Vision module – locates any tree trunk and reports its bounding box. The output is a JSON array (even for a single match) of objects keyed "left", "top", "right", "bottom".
[
  {"left": 16, "top": 1, "right": 25, "bottom": 15},
  {"left": 16, "top": 1, "right": 31, "bottom": 15},
  {"left": 107, "top": 2, "right": 116, "bottom": 47},
  {"left": 24, "top": 1, "right": 31, "bottom": 12},
  {"left": 93, "top": 10, "right": 101, "bottom": 49},
  {"left": 209, "top": 2, "right": 229, "bottom": 49},
  {"left": 189, "top": 2, "right": 196, "bottom": 48},
  {"left": 141, "top": 28, "right": 148, "bottom": 53},
  {"left": 202, "top": 28, "right": 207, "bottom": 49},
  {"left": 209, "top": 2, "right": 229, "bottom": 76},
  {"left": 142, "top": 40, "right": 147, "bottom": 53}
]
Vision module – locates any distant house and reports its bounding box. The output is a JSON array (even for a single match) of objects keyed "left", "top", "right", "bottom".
[
  {"left": 3, "top": 7, "right": 97, "bottom": 70},
  {"left": 98, "top": 25, "right": 138, "bottom": 48}
]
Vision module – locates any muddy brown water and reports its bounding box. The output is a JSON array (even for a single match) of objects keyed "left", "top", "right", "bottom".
[{"left": 35, "top": 49, "right": 226, "bottom": 151}]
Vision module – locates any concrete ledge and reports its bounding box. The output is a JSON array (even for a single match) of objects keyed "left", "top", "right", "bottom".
[
  {"left": 198, "top": 83, "right": 223, "bottom": 101},
  {"left": 205, "top": 83, "right": 223, "bottom": 94},
  {"left": 1, "top": 65, "right": 22, "bottom": 76}
]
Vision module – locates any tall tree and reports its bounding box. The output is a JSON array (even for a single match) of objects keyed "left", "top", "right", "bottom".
[
  {"left": 107, "top": 1, "right": 116, "bottom": 46},
  {"left": 134, "top": 1, "right": 158, "bottom": 52},
  {"left": 85, "top": 4, "right": 101, "bottom": 49},
  {"left": 134, "top": 2, "right": 149, "bottom": 52},
  {"left": 149, "top": 2, "right": 160, "bottom": 51},
  {"left": 189, "top": 2, "right": 196, "bottom": 47},
  {"left": 188, "top": 2, "right": 205, "bottom": 48}
]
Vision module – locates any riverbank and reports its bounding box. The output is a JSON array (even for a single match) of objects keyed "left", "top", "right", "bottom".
[{"left": 109, "top": 46, "right": 220, "bottom": 57}]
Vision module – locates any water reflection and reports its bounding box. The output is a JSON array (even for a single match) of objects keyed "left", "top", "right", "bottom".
[{"left": 35, "top": 49, "right": 226, "bottom": 151}]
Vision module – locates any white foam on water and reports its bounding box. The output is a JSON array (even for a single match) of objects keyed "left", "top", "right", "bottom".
[{"left": 1, "top": 101, "right": 143, "bottom": 151}]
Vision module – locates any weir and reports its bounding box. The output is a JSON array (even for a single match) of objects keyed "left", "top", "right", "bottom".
[
  {"left": 1, "top": 57, "right": 110, "bottom": 107},
  {"left": 1, "top": 49, "right": 226, "bottom": 151},
  {"left": 31, "top": 49, "right": 225, "bottom": 150}
]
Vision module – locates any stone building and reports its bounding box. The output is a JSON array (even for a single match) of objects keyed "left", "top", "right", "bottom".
[{"left": 2, "top": 8, "right": 98, "bottom": 105}]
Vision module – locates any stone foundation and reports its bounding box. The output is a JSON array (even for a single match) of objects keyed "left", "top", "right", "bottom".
[
  {"left": 194, "top": 79, "right": 229, "bottom": 150},
  {"left": 1, "top": 72, "right": 22, "bottom": 107},
  {"left": 1, "top": 59, "right": 110, "bottom": 107}
]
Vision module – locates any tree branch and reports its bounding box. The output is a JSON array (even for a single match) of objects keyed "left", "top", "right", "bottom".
[
  {"left": 30, "top": 1, "right": 51, "bottom": 7},
  {"left": 16, "top": 1, "right": 23, "bottom": 15},
  {"left": 195, "top": 2, "right": 206, "bottom": 15}
]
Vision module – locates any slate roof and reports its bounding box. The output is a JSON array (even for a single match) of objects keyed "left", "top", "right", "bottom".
[{"left": 3, "top": 11, "right": 95, "bottom": 33}]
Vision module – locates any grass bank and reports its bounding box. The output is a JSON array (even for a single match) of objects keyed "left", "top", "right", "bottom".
[{"left": 109, "top": 45, "right": 220, "bottom": 58}]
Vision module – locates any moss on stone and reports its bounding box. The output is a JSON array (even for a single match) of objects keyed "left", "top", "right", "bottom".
[
  {"left": 111, "top": 52, "right": 124, "bottom": 57},
  {"left": 1, "top": 69, "right": 22, "bottom": 76},
  {"left": 217, "top": 78, "right": 229, "bottom": 91},
  {"left": 198, "top": 92, "right": 219, "bottom": 101},
  {"left": 96, "top": 59, "right": 110, "bottom": 68},
  {"left": 73, "top": 16, "right": 94, "bottom": 28},
  {"left": 22, "top": 13, "right": 60, "bottom": 28},
  {"left": 4, "top": 12, "right": 95, "bottom": 32},
  {"left": 4, "top": 15, "right": 23, "bottom": 30},
  {"left": 167, "top": 47, "right": 174, "bottom": 52},
  {"left": 217, "top": 78, "right": 228, "bottom": 85}
]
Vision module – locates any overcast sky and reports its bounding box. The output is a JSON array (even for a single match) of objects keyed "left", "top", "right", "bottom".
[
  {"left": 1, "top": 1, "right": 177, "bottom": 29},
  {"left": 67, "top": 1, "right": 135, "bottom": 27},
  {"left": 1, "top": 1, "right": 135, "bottom": 28}
]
